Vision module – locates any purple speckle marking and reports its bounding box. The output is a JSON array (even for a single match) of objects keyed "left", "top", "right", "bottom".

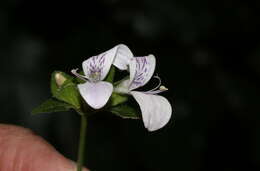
[
  {"left": 130, "top": 56, "right": 150, "bottom": 89},
  {"left": 86, "top": 53, "right": 107, "bottom": 80}
]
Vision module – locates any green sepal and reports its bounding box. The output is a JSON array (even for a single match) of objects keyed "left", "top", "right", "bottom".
[
  {"left": 109, "top": 104, "right": 140, "bottom": 119},
  {"left": 110, "top": 93, "right": 128, "bottom": 106},
  {"left": 51, "top": 71, "right": 82, "bottom": 109},
  {"left": 104, "top": 66, "right": 115, "bottom": 83},
  {"left": 31, "top": 98, "right": 73, "bottom": 115}
]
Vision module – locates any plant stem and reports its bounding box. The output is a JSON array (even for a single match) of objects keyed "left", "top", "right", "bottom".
[{"left": 77, "top": 114, "right": 87, "bottom": 171}]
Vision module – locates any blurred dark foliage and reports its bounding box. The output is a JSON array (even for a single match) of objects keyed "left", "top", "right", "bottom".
[{"left": 1, "top": 0, "right": 259, "bottom": 170}]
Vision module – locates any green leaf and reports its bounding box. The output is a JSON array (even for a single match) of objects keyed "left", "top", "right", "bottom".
[
  {"left": 31, "top": 98, "right": 73, "bottom": 115},
  {"left": 109, "top": 104, "right": 140, "bottom": 119},
  {"left": 104, "top": 66, "right": 115, "bottom": 83},
  {"left": 110, "top": 93, "right": 128, "bottom": 106},
  {"left": 56, "top": 82, "right": 81, "bottom": 108},
  {"left": 51, "top": 71, "right": 82, "bottom": 109}
]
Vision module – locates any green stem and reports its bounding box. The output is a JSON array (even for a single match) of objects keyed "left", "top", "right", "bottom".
[{"left": 77, "top": 115, "right": 87, "bottom": 171}]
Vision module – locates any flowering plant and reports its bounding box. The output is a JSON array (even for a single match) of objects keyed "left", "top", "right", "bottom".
[{"left": 32, "top": 44, "right": 172, "bottom": 171}]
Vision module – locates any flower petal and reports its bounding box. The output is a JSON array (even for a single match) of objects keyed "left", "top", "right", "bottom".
[
  {"left": 78, "top": 81, "right": 113, "bottom": 109},
  {"left": 131, "top": 91, "right": 172, "bottom": 131},
  {"left": 114, "top": 78, "right": 131, "bottom": 94},
  {"left": 129, "top": 55, "right": 156, "bottom": 90},
  {"left": 113, "top": 44, "right": 133, "bottom": 70},
  {"left": 82, "top": 46, "right": 118, "bottom": 81}
]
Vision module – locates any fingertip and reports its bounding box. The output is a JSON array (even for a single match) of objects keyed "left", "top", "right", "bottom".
[{"left": 0, "top": 124, "right": 90, "bottom": 171}]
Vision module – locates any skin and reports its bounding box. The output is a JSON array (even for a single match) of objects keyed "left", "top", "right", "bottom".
[{"left": 0, "top": 124, "right": 88, "bottom": 171}]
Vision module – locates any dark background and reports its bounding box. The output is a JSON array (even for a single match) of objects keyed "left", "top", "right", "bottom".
[{"left": 1, "top": 0, "right": 259, "bottom": 170}]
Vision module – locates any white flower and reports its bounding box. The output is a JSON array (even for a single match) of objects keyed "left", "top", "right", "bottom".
[
  {"left": 114, "top": 54, "right": 172, "bottom": 131},
  {"left": 72, "top": 44, "right": 133, "bottom": 109}
]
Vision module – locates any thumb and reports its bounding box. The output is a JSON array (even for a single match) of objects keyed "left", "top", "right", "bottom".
[{"left": 0, "top": 124, "right": 89, "bottom": 171}]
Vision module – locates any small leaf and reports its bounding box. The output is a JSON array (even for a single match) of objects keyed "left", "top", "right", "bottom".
[
  {"left": 55, "top": 83, "right": 81, "bottom": 108},
  {"left": 110, "top": 93, "right": 128, "bottom": 106},
  {"left": 109, "top": 104, "right": 140, "bottom": 119},
  {"left": 51, "top": 71, "right": 82, "bottom": 109},
  {"left": 104, "top": 66, "right": 115, "bottom": 83},
  {"left": 31, "top": 98, "right": 73, "bottom": 115}
]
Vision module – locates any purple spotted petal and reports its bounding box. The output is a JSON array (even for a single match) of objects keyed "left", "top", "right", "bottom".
[
  {"left": 129, "top": 55, "right": 156, "bottom": 90},
  {"left": 78, "top": 81, "right": 113, "bottom": 109},
  {"left": 131, "top": 91, "right": 172, "bottom": 131},
  {"left": 82, "top": 46, "right": 118, "bottom": 81}
]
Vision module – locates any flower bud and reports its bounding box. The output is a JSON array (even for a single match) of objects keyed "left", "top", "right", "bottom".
[{"left": 55, "top": 72, "right": 66, "bottom": 87}]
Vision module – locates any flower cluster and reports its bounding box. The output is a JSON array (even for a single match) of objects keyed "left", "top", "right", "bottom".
[{"left": 72, "top": 45, "right": 172, "bottom": 131}]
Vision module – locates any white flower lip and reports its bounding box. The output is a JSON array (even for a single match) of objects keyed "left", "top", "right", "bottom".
[{"left": 78, "top": 81, "right": 113, "bottom": 109}]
